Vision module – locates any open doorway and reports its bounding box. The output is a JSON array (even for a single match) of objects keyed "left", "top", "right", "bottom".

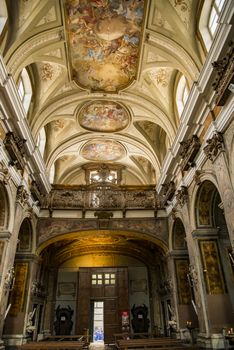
[{"left": 91, "top": 301, "right": 104, "bottom": 343}]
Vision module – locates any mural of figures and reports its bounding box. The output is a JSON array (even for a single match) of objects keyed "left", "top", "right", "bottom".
[
  {"left": 65, "top": 0, "right": 145, "bottom": 91},
  {"left": 199, "top": 240, "right": 226, "bottom": 294},
  {"left": 175, "top": 259, "right": 191, "bottom": 304},
  {"left": 81, "top": 140, "right": 126, "bottom": 161},
  {"left": 197, "top": 181, "right": 215, "bottom": 226},
  {"left": 78, "top": 101, "right": 130, "bottom": 132}
]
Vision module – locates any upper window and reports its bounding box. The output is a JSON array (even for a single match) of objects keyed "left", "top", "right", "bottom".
[
  {"left": 17, "top": 68, "right": 32, "bottom": 114},
  {"left": 176, "top": 75, "right": 189, "bottom": 117},
  {"left": 37, "top": 128, "right": 46, "bottom": 158},
  {"left": 199, "top": 0, "right": 225, "bottom": 51},
  {"left": 0, "top": 0, "right": 7, "bottom": 35}
]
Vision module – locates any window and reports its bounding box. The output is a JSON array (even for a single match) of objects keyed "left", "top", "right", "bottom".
[
  {"left": 104, "top": 273, "right": 116, "bottom": 285},
  {"left": 17, "top": 68, "right": 32, "bottom": 114},
  {"left": 89, "top": 169, "right": 117, "bottom": 184},
  {"left": 92, "top": 274, "right": 103, "bottom": 285},
  {"left": 49, "top": 163, "right": 55, "bottom": 184},
  {"left": 0, "top": 0, "right": 7, "bottom": 34},
  {"left": 176, "top": 75, "right": 189, "bottom": 117},
  {"left": 208, "top": 0, "right": 225, "bottom": 36},
  {"left": 199, "top": 0, "right": 225, "bottom": 51},
  {"left": 37, "top": 128, "right": 46, "bottom": 158},
  {"left": 91, "top": 272, "right": 116, "bottom": 285}
]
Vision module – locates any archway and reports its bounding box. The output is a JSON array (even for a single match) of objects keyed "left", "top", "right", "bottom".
[{"left": 195, "top": 181, "right": 234, "bottom": 331}]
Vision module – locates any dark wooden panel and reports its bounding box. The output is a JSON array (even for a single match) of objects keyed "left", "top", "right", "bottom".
[{"left": 77, "top": 269, "right": 91, "bottom": 334}]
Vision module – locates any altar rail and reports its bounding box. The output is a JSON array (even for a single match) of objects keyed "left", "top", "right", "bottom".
[{"left": 42, "top": 186, "right": 158, "bottom": 211}]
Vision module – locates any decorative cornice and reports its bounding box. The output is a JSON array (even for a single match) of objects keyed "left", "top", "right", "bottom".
[
  {"left": 161, "top": 181, "right": 176, "bottom": 206},
  {"left": 30, "top": 180, "right": 42, "bottom": 204},
  {"left": 203, "top": 132, "right": 224, "bottom": 162},
  {"left": 212, "top": 41, "right": 234, "bottom": 106},
  {"left": 180, "top": 135, "right": 201, "bottom": 172},
  {"left": 0, "top": 161, "right": 11, "bottom": 184},
  {"left": 176, "top": 186, "right": 188, "bottom": 207},
  {"left": 16, "top": 185, "right": 29, "bottom": 206},
  {"left": 3, "top": 132, "right": 26, "bottom": 170}
]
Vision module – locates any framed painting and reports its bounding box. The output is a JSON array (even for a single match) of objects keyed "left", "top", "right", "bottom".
[
  {"left": 9, "top": 262, "right": 28, "bottom": 316},
  {"left": 175, "top": 259, "right": 191, "bottom": 304},
  {"left": 199, "top": 240, "right": 226, "bottom": 294}
]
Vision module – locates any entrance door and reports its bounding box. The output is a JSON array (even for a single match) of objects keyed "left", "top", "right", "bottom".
[
  {"left": 77, "top": 267, "right": 129, "bottom": 343},
  {"left": 91, "top": 300, "right": 104, "bottom": 343}
]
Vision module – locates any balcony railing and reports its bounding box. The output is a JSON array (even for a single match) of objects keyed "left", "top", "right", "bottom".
[{"left": 43, "top": 185, "right": 158, "bottom": 211}]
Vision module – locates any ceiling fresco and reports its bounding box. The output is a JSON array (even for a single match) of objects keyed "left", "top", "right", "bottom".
[
  {"left": 78, "top": 101, "right": 130, "bottom": 132},
  {"left": 65, "top": 0, "right": 146, "bottom": 91},
  {"left": 81, "top": 140, "right": 126, "bottom": 162}
]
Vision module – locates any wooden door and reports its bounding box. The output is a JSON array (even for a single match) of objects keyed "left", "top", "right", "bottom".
[
  {"left": 104, "top": 267, "right": 129, "bottom": 343},
  {"left": 76, "top": 267, "right": 129, "bottom": 343}
]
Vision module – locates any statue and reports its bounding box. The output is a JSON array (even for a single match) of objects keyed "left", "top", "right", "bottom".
[
  {"left": 4, "top": 266, "right": 15, "bottom": 291},
  {"left": 26, "top": 308, "right": 36, "bottom": 333}
]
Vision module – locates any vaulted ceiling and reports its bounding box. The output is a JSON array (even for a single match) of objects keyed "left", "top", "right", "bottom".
[{"left": 4, "top": 0, "right": 203, "bottom": 187}]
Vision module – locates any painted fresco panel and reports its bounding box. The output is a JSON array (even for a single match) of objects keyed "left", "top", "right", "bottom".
[
  {"left": 175, "top": 259, "right": 191, "bottom": 304},
  {"left": 9, "top": 263, "right": 28, "bottom": 316},
  {"left": 197, "top": 182, "right": 214, "bottom": 227},
  {"left": 81, "top": 140, "right": 126, "bottom": 161},
  {"left": 199, "top": 240, "right": 226, "bottom": 294},
  {"left": 79, "top": 101, "right": 129, "bottom": 132},
  {"left": 65, "top": 0, "right": 146, "bottom": 91},
  {"left": 0, "top": 241, "right": 5, "bottom": 266}
]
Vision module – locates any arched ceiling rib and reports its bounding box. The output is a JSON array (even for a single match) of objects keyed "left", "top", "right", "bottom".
[{"left": 3, "top": 0, "right": 203, "bottom": 187}]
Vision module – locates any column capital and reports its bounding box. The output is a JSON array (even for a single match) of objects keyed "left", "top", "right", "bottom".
[{"left": 204, "top": 132, "right": 224, "bottom": 162}]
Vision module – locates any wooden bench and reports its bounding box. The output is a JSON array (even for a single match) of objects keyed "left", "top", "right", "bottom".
[
  {"left": 45, "top": 335, "right": 89, "bottom": 344},
  {"left": 18, "top": 340, "right": 85, "bottom": 350},
  {"left": 116, "top": 336, "right": 184, "bottom": 350}
]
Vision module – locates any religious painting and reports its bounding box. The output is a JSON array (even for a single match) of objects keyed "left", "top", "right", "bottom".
[
  {"left": 0, "top": 184, "right": 7, "bottom": 227},
  {"left": 196, "top": 181, "right": 215, "bottom": 227},
  {"left": 78, "top": 101, "right": 130, "bottom": 132},
  {"left": 17, "top": 219, "right": 32, "bottom": 252},
  {"left": 81, "top": 140, "right": 126, "bottom": 161},
  {"left": 199, "top": 240, "right": 226, "bottom": 294},
  {"left": 172, "top": 218, "right": 187, "bottom": 250},
  {"left": 9, "top": 263, "right": 28, "bottom": 316},
  {"left": 64, "top": 0, "right": 146, "bottom": 91},
  {"left": 175, "top": 259, "right": 191, "bottom": 304},
  {"left": 0, "top": 241, "right": 5, "bottom": 266}
]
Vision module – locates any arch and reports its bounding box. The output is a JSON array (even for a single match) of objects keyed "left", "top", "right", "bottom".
[
  {"left": 17, "top": 218, "right": 33, "bottom": 252},
  {"left": 195, "top": 180, "right": 219, "bottom": 228},
  {"left": 31, "top": 92, "right": 176, "bottom": 146}
]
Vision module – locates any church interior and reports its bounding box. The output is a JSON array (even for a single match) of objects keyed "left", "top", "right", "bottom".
[{"left": 0, "top": 0, "right": 234, "bottom": 349}]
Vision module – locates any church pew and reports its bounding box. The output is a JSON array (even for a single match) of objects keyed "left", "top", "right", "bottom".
[
  {"left": 18, "top": 340, "right": 85, "bottom": 350},
  {"left": 116, "top": 337, "right": 184, "bottom": 350},
  {"left": 45, "top": 335, "right": 89, "bottom": 344}
]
